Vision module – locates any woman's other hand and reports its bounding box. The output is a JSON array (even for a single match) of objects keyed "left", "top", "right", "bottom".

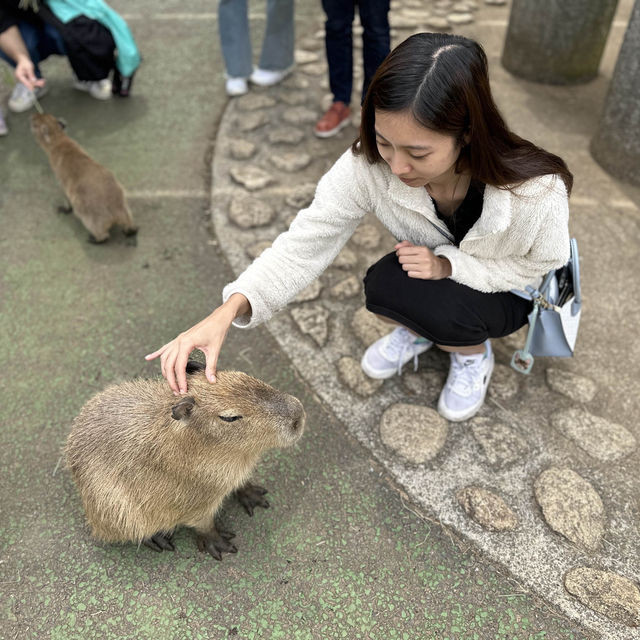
[
  {"left": 395, "top": 241, "right": 452, "bottom": 280},
  {"left": 145, "top": 293, "right": 251, "bottom": 395}
]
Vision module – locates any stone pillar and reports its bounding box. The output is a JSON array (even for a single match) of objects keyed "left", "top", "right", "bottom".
[
  {"left": 591, "top": 0, "right": 640, "bottom": 185},
  {"left": 501, "top": 0, "right": 618, "bottom": 84}
]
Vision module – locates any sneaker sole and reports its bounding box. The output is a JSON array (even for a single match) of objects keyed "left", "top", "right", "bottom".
[
  {"left": 437, "top": 355, "right": 495, "bottom": 422},
  {"left": 314, "top": 117, "right": 351, "bottom": 138}
]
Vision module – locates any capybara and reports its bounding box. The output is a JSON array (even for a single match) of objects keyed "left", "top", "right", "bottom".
[
  {"left": 31, "top": 113, "right": 138, "bottom": 243},
  {"left": 65, "top": 362, "right": 305, "bottom": 559}
]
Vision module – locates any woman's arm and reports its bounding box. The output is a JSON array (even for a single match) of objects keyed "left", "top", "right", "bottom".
[{"left": 0, "top": 24, "right": 45, "bottom": 90}]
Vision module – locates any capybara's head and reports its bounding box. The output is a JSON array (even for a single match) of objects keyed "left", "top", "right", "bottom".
[
  {"left": 171, "top": 363, "right": 305, "bottom": 456},
  {"left": 30, "top": 113, "right": 67, "bottom": 148}
]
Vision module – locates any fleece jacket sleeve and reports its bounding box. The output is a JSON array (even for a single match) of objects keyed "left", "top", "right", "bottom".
[
  {"left": 223, "top": 150, "right": 373, "bottom": 328},
  {"left": 434, "top": 177, "right": 571, "bottom": 292}
]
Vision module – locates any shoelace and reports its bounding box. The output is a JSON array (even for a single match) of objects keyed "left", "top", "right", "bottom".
[
  {"left": 384, "top": 328, "right": 421, "bottom": 376},
  {"left": 447, "top": 356, "right": 483, "bottom": 397}
]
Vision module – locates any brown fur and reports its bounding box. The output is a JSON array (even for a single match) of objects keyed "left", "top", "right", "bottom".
[
  {"left": 31, "top": 113, "right": 138, "bottom": 242},
  {"left": 65, "top": 369, "right": 305, "bottom": 544}
]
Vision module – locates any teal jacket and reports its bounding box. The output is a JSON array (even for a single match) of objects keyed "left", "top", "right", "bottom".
[{"left": 47, "top": 0, "right": 140, "bottom": 76}]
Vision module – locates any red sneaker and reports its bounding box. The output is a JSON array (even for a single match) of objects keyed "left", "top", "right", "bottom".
[{"left": 314, "top": 101, "right": 351, "bottom": 138}]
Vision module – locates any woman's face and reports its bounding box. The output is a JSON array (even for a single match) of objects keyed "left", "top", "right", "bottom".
[{"left": 374, "top": 110, "right": 462, "bottom": 188}]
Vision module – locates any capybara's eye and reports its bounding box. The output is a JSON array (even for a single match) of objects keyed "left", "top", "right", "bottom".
[{"left": 219, "top": 415, "right": 242, "bottom": 423}]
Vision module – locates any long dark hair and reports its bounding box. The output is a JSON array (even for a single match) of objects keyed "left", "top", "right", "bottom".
[{"left": 353, "top": 33, "right": 573, "bottom": 194}]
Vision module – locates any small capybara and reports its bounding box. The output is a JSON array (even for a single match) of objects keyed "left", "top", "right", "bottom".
[
  {"left": 30, "top": 113, "right": 138, "bottom": 243},
  {"left": 65, "top": 362, "right": 305, "bottom": 560}
]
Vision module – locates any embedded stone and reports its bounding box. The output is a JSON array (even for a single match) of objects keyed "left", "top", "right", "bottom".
[
  {"left": 283, "top": 107, "right": 319, "bottom": 126},
  {"left": 332, "top": 246, "right": 358, "bottom": 269},
  {"left": 351, "top": 306, "right": 391, "bottom": 347},
  {"left": 380, "top": 403, "right": 449, "bottom": 464},
  {"left": 279, "top": 92, "right": 309, "bottom": 106},
  {"left": 301, "top": 63, "right": 326, "bottom": 77},
  {"left": 564, "top": 567, "right": 640, "bottom": 627},
  {"left": 546, "top": 368, "right": 597, "bottom": 403},
  {"left": 452, "top": 1, "right": 477, "bottom": 11},
  {"left": 229, "top": 139, "right": 257, "bottom": 160},
  {"left": 534, "top": 467, "right": 605, "bottom": 551},
  {"left": 295, "top": 49, "right": 320, "bottom": 65},
  {"left": 434, "top": 0, "right": 453, "bottom": 8},
  {"left": 285, "top": 183, "right": 317, "bottom": 209},
  {"left": 272, "top": 152, "right": 312, "bottom": 173},
  {"left": 402, "top": 370, "right": 446, "bottom": 403},
  {"left": 457, "top": 486, "right": 518, "bottom": 531},
  {"left": 290, "top": 304, "right": 329, "bottom": 347},
  {"left": 488, "top": 364, "right": 519, "bottom": 401},
  {"left": 550, "top": 408, "right": 636, "bottom": 462},
  {"left": 328, "top": 275, "right": 361, "bottom": 299},
  {"left": 268, "top": 127, "right": 305, "bottom": 145},
  {"left": 470, "top": 417, "right": 529, "bottom": 469},
  {"left": 485, "top": 0, "right": 506, "bottom": 4},
  {"left": 351, "top": 223, "right": 381, "bottom": 249},
  {"left": 284, "top": 75, "right": 311, "bottom": 89},
  {"left": 391, "top": 15, "right": 424, "bottom": 29},
  {"left": 337, "top": 357, "right": 384, "bottom": 397},
  {"left": 294, "top": 279, "right": 322, "bottom": 303},
  {"left": 236, "top": 93, "right": 277, "bottom": 111},
  {"left": 237, "top": 111, "right": 269, "bottom": 133},
  {"left": 447, "top": 12, "right": 474, "bottom": 24},
  {"left": 229, "top": 166, "right": 274, "bottom": 191},
  {"left": 426, "top": 16, "right": 450, "bottom": 29},
  {"left": 229, "top": 196, "right": 276, "bottom": 229},
  {"left": 246, "top": 240, "right": 272, "bottom": 260}
]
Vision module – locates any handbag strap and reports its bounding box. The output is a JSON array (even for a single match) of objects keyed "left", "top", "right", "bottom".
[{"left": 570, "top": 238, "right": 582, "bottom": 314}]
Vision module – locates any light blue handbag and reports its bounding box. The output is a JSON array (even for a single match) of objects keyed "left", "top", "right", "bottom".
[{"left": 511, "top": 238, "right": 582, "bottom": 374}]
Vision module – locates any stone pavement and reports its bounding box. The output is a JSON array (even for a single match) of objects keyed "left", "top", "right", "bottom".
[
  {"left": 212, "top": 0, "right": 640, "bottom": 638},
  {"left": 0, "top": 0, "right": 638, "bottom": 638}
]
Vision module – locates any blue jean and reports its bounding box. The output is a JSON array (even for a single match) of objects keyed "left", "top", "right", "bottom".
[
  {"left": 218, "top": 0, "right": 294, "bottom": 78},
  {"left": 0, "top": 20, "right": 66, "bottom": 78},
  {"left": 322, "top": 0, "right": 390, "bottom": 105}
]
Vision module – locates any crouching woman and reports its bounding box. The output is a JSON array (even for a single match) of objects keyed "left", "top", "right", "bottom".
[{"left": 147, "top": 32, "right": 573, "bottom": 422}]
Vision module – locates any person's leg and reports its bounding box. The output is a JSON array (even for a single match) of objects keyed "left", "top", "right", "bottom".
[
  {"left": 322, "top": 0, "right": 355, "bottom": 105},
  {"left": 357, "top": 0, "right": 390, "bottom": 103},
  {"left": 218, "top": 0, "right": 252, "bottom": 78},
  {"left": 258, "top": 0, "right": 294, "bottom": 72},
  {"left": 362, "top": 252, "right": 531, "bottom": 420}
]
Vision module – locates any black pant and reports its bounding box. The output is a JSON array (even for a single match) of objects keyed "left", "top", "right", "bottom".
[
  {"left": 364, "top": 252, "right": 532, "bottom": 347},
  {"left": 322, "top": 0, "right": 390, "bottom": 105}
]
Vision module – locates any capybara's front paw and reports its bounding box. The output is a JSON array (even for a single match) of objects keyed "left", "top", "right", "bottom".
[
  {"left": 196, "top": 526, "right": 237, "bottom": 561},
  {"left": 234, "top": 483, "right": 270, "bottom": 516},
  {"left": 142, "top": 531, "right": 175, "bottom": 552}
]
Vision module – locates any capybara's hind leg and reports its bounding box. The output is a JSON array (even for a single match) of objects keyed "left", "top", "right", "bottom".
[
  {"left": 119, "top": 205, "right": 138, "bottom": 236},
  {"left": 142, "top": 530, "right": 176, "bottom": 552},
  {"left": 58, "top": 201, "right": 73, "bottom": 214},
  {"left": 88, "top": 232, "right": 109, "bottom": 244}
]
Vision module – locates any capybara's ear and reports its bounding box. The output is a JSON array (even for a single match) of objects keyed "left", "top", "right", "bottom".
[
  {"left": 57, "top": 117, "right": 67, "bottom": 130},
  {"left": 186, "top": 361, "right": 206, "bottom": 375},
  {"left": 171, "top": 396, "right": 196, "bottom": 421}
]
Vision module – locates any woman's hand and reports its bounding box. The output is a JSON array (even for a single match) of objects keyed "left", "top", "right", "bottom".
[
  {"left": 15, "top": 55, "right": 45, "bottom": 91},
  {"left": 395, "top": 241, "right": 452, "bottom": 280},
  {"left": 145, "top": 293, "right": 250, "bottom": 395}
]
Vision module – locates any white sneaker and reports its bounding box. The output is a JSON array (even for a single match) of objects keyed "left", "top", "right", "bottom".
[
  {"left": 0, "top": 110, "right": 7, "bottom": 136},
  {"left": 225, "top": 77, "right": 249, "bottom": 97},
  {"left": 361, "top": 326, "right": 433, "bottom": 379},
  {"left": 8, "top": 82, "right": 49, "bottom": 112},
  {"left": 73, "top": 77, "right": 112, "bottom": 100},
  {"left": 438, "top": 341, "right": 494, "bottom": 422},
  {"left": 249, "top": 66, "right": 294, "bottom": 87}
]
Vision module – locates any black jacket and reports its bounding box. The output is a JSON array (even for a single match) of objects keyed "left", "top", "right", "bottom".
[{"left": 0, "top": 0, "right": 115, "bottom": 80}]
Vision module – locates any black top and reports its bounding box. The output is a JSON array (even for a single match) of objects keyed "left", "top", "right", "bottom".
[{"left": 432, "top": 180, "right": 485, "bottom": 246}]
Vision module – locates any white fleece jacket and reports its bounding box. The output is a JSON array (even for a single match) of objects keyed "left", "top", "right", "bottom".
[{"left": 223, "top": 149, "right": 570, "bottom": 328}]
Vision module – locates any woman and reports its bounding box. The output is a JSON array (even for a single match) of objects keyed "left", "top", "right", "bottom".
[{"left": 147, "top": 33, "right": 572, "bottom": 422}]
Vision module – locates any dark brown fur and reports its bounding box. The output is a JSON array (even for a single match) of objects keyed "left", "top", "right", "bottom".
[
  {"left": 31, "top": 113, "right": 138, "bottom": 243},
  {"left": 65, "top": 367, "right": 305, "bottom": 557}
]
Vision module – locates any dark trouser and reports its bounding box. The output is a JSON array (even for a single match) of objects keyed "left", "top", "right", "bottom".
[
  {"left": 364, "top": 252, "right": 532, "bottom": 347},
  {"left": 321, "top": 0, "right": 390, "bottom": 105},
  {"left": 0, "top": 20, "right": 66, "bottom": 78}
]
